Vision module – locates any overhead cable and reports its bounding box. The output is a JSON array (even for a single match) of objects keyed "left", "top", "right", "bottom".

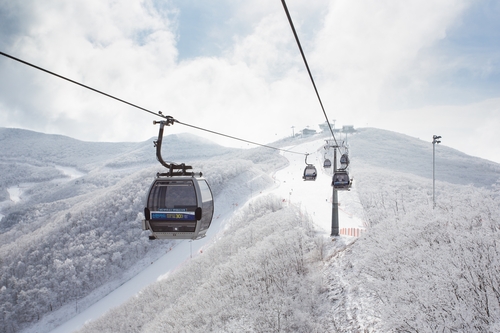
[
  {"left": 0, "top": 50, "right": 306, "bottom": 156},
  {"left": 280, "top": 0, "right": 341, "bottom": 151},
  {"left": 0, "top": 51, "right": 159, "bottom": 119},
  {"left": 174, "top": 120, "right": 305, "bottom": 155}
]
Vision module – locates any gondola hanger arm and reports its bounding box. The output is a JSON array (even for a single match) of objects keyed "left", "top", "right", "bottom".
[{"left": 153, "top": 119, "right": 198, "bottom": 176}]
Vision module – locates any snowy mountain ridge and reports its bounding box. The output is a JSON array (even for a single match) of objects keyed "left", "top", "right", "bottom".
[{"left": 349, "top": 128, "right": 500, "bottom": 188}]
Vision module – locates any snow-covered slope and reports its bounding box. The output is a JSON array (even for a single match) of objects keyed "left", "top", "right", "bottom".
[
  {"left": 77, "top": 129, "right": 500, "bottom": 332},
  {"left": 349, "top": 128, "right": 500, "bottom": 188},
  {"left": 72, "top": 129, "right": 500, "bottom": 333},
  {"left": 3, "top": 127, "right": 500, "bottom": 333},
  {"left": 0, "top": 127, "right": 145, "bottom": 171},
  {"left": 0, "top": 127, "right": 286, "bottom": 333},
  {"left": 71, "top": 137, "right": 342, "bottom": 333}
]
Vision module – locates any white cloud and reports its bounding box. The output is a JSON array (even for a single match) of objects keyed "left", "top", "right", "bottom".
[
  {"left": 1, "top": 0, "right": 499, "bottom": 163},
  {"left": 1, "top": 0, "right": 178, "bottom": 141},
  {"left": 310, "top": 0, "right": 472, "bottom": 116},
  {"left": 373, "top": 98, "right": 500, "bottom": 163}
]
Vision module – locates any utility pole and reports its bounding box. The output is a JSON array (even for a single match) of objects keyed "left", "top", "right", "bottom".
[{"left": 432, "top": 135, "right": 441, "bottom": 209}]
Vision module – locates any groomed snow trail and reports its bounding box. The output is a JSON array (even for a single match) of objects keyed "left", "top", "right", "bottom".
[{"left": 272, "top": 139, "right": 365, "bottom": 234}]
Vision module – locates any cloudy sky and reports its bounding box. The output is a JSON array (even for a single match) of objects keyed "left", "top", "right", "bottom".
[{"left": 1, "top": 0, "right": 499, "bottom": 163}]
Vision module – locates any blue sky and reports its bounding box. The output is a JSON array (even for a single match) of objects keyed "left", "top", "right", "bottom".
[
  {"left": 170, "top": 0, "right": 241, "bottom": 59},
  {"left": 0, "top": 0, "right": 499, "bottom": 163},
  {"left": 416, "top": 0, "right": 500, "bottom": 106}
]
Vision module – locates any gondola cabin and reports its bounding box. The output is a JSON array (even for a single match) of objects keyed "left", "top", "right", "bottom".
[
  {"left": 303, "top": 165, "right": 317, "bottom": 181},
  {"left": 332, "top": 171, "right": 351, "bottom": 190},
  {"left": 323, "top": 159, "right": 332, "bottom": 168},
  {"left": 143, "top": 175, "right": 214, "bottom": 240},
  {"left": 340, "top": 154, "right": 350, "bottom": 167}
]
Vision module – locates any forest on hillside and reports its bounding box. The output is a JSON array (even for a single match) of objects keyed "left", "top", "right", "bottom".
[
  {"left": 2, "top": 128, "right": 500, "bottom": 332},
  {"left": 74, "top": 145, "right": 500, "bottom": 332},
  {"left": 77, "top": 195, "right": 331, "bottom": 333},
  {"left": 0, "top": 127, "right": 288, "bottom": 333},
  {"left": 328, "top": 168, "right": 500, "bottom": 332}
]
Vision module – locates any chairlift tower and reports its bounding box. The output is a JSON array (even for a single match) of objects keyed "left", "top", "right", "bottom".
[
  {"left": 326, "top": 140, "right": 340, "bottom": 236},
  {"left": 332, "top": 147, "right": 339, "bottom": 236}
]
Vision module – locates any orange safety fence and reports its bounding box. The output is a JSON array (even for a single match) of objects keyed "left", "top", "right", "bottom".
[{"left": 339, "top": 227, "right": 366, "bottom": 237}]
